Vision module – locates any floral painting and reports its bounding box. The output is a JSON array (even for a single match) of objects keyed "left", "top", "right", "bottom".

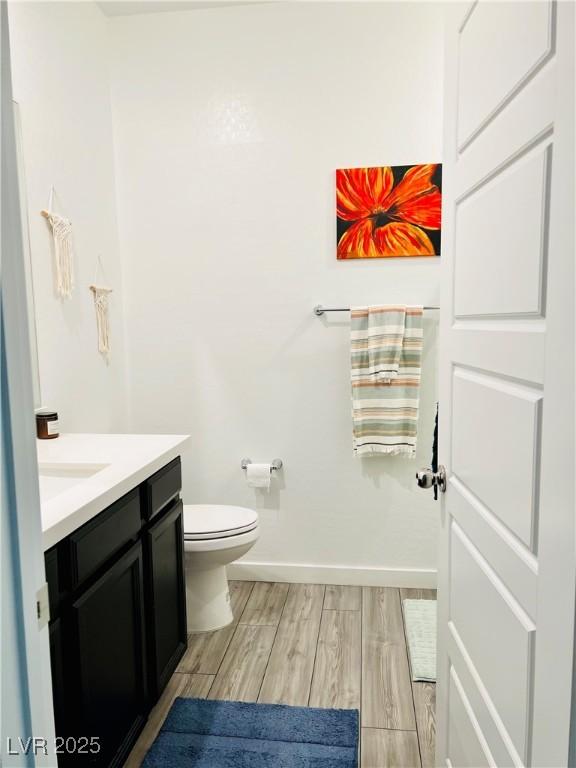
[{"left": 336, "top": 164, "right": 442, "bottom": 259}]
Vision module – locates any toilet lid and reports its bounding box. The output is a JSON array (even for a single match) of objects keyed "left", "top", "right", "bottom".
[{"left": 183, "top": 504, "right": 259, "bottom": 540}]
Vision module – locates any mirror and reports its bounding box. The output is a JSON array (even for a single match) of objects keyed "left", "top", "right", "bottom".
[{"left": 13, "top": 100, "right": 42, "bottom": 410}]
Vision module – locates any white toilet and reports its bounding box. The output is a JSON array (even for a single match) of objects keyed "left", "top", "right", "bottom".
[{"left": 183, "top": 504, "right": 259, "bottom": 632}]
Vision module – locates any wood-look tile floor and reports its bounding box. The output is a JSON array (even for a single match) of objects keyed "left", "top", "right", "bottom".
[{"left": 125, "top": 583, "right": 436, "bottom": 768}]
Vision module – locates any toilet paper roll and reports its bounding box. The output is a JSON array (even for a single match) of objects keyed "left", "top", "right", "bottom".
[{"left": 246, "top": 463, "right": 271, "bottom": 490}]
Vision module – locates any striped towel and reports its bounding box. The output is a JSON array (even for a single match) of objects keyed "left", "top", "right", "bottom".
[{"left": 351, "top": 305, "right": 423, "bottom": 456}]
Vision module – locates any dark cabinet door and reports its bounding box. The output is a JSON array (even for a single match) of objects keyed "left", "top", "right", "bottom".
[
  {"left": 144, "top": 499, "right": 187, "bottom": 699},
  {"left": 49, "top": 618, "right": 66, "bottom": 740},
  {"left": 69, "top": 541, "right": 147, "bottom": 767}
]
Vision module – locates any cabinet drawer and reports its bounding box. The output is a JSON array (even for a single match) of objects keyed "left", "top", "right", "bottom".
[
  {"left": 69, "top": 488, "right": 141, "bottom": 588},
  {"left": 142, "top": 457, "right": 181, "bottom": 521}
]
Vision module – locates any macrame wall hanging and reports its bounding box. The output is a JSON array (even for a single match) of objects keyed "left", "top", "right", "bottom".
[
  {"left": 41, "top": 187, "right": 74, "bottom": 299},
  {"left": 89, "top": 256, "right": 113, "bottom": 359}
]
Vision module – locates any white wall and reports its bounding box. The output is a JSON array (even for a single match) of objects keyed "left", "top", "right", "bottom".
[
  {"left": 8, "top": 2, "right": 127, "bottom": 433},
  {"left": 109, "top": 2, "right": 443, "bottom": 584}
]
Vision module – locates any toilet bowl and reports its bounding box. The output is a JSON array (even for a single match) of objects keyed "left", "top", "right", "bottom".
[{"left": 183, "top": 504, "right": 259, "bottom": 632}]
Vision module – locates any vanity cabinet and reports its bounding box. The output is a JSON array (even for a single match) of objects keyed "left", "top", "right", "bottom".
[{"left": 45, "top": 458, "right": 186, "bottom": 768}]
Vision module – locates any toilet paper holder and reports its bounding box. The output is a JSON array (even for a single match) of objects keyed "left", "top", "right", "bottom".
[{"left": 241, "top": 458, "right": 283, "bottom": 472}]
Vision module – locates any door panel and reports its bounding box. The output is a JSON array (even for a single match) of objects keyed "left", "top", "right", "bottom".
[
  {"left": 452, "top": 369, "right": 542, "bottom": 549},
  {"left": 437, "top": 2, "right": 574, "bottom": 766},
  {"left": 448, "top": 626, "right": 518, "bottom": 768},
  {"left": 450, "top": 523, "right": 534, "bottom": 761},
  {"left": 448, "top": 479, "right": 537, "bottom": 620},
  {"left": 457, "top": 1, "right": 554, "bottom": 148},
  {"left": 456, "top": 62, "right": 555, "bottom": 203},
  {"left": 448, "top": 669, "right": 492, "bottom": 768},
  {"left": 454, "top": 146, "right": 550, "bottom": 318}
]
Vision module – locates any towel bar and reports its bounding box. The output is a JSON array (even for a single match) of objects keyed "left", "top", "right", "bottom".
[{"left": 314, "top": 304, "right": 439, "bottom": 316}]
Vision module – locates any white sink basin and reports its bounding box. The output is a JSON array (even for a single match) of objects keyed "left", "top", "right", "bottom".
[{"left": 38, "top": 463, "right": 110, "bottom": 502}]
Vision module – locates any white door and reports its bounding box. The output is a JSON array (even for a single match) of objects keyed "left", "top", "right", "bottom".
[
  {"left": 436, "top": 2, "right": 575, "bottom": 767},
  {"left": 2, "top": 4, "right": 56, "bottom": 764}
]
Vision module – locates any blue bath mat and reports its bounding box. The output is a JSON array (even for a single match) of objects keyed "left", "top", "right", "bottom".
[{"left": 142, "top": 697, "right": 359, "bottom": 767}]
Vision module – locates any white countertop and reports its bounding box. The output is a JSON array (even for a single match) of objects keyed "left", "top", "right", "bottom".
[{"left": 38, "top": 433, "right": 190, "bottom": 551}]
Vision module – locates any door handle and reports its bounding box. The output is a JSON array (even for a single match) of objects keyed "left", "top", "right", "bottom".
[{"left": 416, "top": 465, "right": 447, "bottom": 493}]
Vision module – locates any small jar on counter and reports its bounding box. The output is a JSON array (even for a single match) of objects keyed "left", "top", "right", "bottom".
[{"left": 36, "top": 410, "right": 60, "bottom": 440}]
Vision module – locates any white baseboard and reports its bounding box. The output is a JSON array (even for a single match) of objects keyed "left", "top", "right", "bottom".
[{"left": 227, "top": 560, "right": 437, "bottom": 589}]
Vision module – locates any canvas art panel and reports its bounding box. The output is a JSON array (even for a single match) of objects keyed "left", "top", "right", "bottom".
[{"left": 336, "top": 164, "right": 442, "bottom": 259}]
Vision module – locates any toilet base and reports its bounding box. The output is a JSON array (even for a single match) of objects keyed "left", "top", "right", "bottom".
[
  {"left": 183, "top": 522, "right": 259, "bottom": 632},
  {"left": 185, "top": 562, "right": 233, "bottom": 632}
]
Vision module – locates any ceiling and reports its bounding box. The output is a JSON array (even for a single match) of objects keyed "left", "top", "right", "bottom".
[{"left": 97, "top": 1, "right": 271, "bottom": 16}]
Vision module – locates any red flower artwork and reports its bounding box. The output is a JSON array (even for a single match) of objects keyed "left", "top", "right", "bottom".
[{"left": 336, "top": 164, "right": 442, "bottom": 258}]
